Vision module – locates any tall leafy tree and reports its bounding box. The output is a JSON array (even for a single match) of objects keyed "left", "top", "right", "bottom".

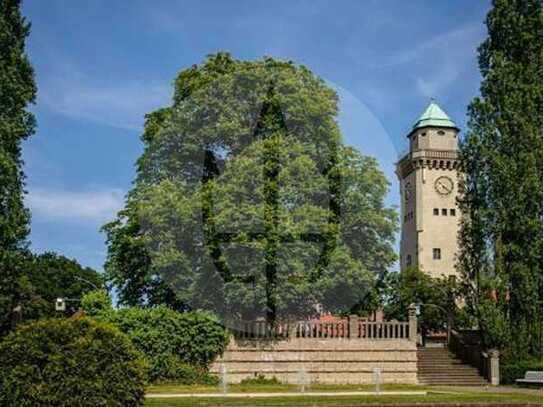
[
  {"left": 104, "top": 53, "right": 398, "bottom": 323},
  {"left": 458, "top": 0, "right": 543, "bottom": 358},
  {"left": 24, "top": 252, "right": 105, "bottom": 318},
  {"left": 0, "top": 0, "right": 37, "bottom": 335},
  {"left": 382, "top": 268, "right": 465, "bottom": 344}
]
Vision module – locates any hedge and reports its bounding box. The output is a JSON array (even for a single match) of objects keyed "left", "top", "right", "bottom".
[
  {"left": 0, "top": 317, "right": 147, "bottom": 406},
  {"left": 501, "top": 359, "right": 543, "bottom": 385},
  {"left": 89, "top": 304, "right": 228, "bottom": 383}
]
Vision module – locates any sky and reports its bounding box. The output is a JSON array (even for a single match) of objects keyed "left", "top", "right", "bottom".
[{"left": 21, "top": 0, "right": 490, "bottom": 271}]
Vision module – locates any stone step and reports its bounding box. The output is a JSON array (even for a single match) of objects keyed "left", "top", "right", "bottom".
[
  {"left": 419, "top": 368, "right": 483, "bottom": 374},
  {"left": 419, "top": 377, "right": 488, "bottom": 384},
  {"left": 417, "top": 365, "right": 477, "bottom": 370},
  {"left": 418, "top": 375, "right": 486, "bottom": 380},
  {"left": 419, "top": 382, "right": 488, "bottom": 386},
  {"left": 419, "top": 372, "right": 482, "bottom": 377},
  {"left": 419, "top": 379, "right": 487, "bottom": 383},
  {"left": 419, "top": 364, "right": 467, "bottom": 368},
  {"left": 419, "top": 376, "right": 484, "bottom": 380},
  {"left": 420, "top": 378, "right": 486, "bottom": 381},
  {"left": 416, "top": 347, "right": 487, "bottom": 386}
]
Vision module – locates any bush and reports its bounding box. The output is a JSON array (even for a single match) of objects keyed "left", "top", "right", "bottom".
[
  {"left": 501, "top": 359, "right": 543, "bottom": 385},
  {"left": 0, "top": 317, "right": 147, "bottom": 406},
  {"left": 240, "top": 374, "right": 281, "bottom": 386},
  {"left": 81, "top": 289, "right": 112, "bottom": 316},
  {"left": 91, "top": 305, "right": 228, "bottom": 383},
  {"left": 151, "top": 355, "right": 218, "bottom": 385}
]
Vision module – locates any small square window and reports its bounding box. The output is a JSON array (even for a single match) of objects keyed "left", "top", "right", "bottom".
[
  {"left": 433, "top": 248, "right": 441, "bottom": 260},
  {"left": 442, "top": 209, "right": 447, "bottom": 216},
  {"left": 433, "top": 208, "right": 439, "bottom": 216},
  {"left": 450, "top": 209, "right": 456, "bottom": 216}
]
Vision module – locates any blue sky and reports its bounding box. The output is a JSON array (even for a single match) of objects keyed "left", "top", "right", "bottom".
[{"left": 21, "top": 0, "right": 490, "bottom": 271}]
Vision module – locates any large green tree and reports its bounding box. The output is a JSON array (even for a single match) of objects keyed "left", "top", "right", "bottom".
[
  {"left": 0, "top": 0, "right": 36, "bottom": 335},
  {"left": 25, "top": 252, "right": 105, "bottom": 318},
  {"left": 458, "top": 0, "right": 543, "bottom": 358},
  {"left": 104, "top": 53, "right": 398, "bottom": 323},
  {"left": 382, "top": 268, "right": 466, "bottom": 343},
  {"left": 1, "top": 251, "right": 104, "bottom": 334}
]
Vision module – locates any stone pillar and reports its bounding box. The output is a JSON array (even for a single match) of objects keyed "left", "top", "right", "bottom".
[
  {"left": 489, "top": 349, "right": 500, "bottom": 386},
  {"left": 348, "top": 315, "right": 358, "bottom": 339},
  {"left": 288, "top": 322, "right": 297, "bottom": 340},
  {"left": 408, "top": 304, "right": 417, "bottom": 343}
]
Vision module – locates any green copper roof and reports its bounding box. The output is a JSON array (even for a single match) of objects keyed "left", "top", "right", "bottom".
[{"left": 411, "top": 101, "right": 457, "bottom": 131}]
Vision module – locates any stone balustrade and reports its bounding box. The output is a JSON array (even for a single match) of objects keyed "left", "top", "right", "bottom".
[
  {"left": 232, "top": 307, "right": 416, "bottom": 341},
  {"left": 212, "top": 306, "right": 419, "bottom": 384}
]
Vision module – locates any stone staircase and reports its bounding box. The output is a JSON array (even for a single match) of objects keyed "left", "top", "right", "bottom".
[{"left": 417, "top": 347, "right": 488, "bottom": 386}]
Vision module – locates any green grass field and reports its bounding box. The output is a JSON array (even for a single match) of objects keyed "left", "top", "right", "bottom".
[
  {"left": 146, "top": 383, "right": 424, "bottom": 394},
  {"left": 145, "top": 392, "right": 543, "bottom": 407},
  {"left": 145, "top": 383, "right": 543, "bottom": 406}
]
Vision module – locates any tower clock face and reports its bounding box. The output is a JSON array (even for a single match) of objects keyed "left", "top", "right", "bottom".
[{"left": 435, "top": 176, "right": 454, "bottom": 195}]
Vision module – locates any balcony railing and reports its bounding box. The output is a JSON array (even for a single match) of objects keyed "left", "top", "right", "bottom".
[{"left": 231, "top": 314, "right": 413, "bottom": 341}]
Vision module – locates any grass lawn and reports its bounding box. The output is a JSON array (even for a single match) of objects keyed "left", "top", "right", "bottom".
[
  {"left": 146, "top": 383, "right": 424, "bottom": 394},
  {"left": 145, "top": 392, "right": 543, "bottom": 406},
  {"left": 145, "top": 383, "right": 543, "bottom": 406}
]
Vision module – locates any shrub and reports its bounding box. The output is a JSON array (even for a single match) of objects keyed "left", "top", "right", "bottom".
[
  {"left": 81, "top": 289, "right": 112, "bottom": 316},
  {"left": 91, "top": 305, "right": 229, "bottom": 383},
  {"left": 501, "top": 359, "right": 543, "bottom": 385},
  {"left": 151, "top": 355, "right": 218, "bottom": 385},
  {"left": 0, "top": 317, "right": 147, "bottom": 406},
  {"left": 240, "top": 374, "right": 281, "bottom": 386}
]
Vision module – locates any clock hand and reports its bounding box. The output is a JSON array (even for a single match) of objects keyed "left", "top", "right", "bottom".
[{"left": 437, "top": 180, "right": 452, "bottom": 193}]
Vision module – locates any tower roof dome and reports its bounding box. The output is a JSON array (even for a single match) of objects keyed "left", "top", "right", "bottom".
[{"left": 411, "top": 101, "right": 458, "bottom": 132}]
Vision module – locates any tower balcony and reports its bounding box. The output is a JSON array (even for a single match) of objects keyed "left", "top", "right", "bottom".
[{"left": 396, "top": 149, "right": 460, "bottom": 178}]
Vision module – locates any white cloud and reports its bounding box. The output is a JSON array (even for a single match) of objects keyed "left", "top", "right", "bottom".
[
  {"left": 413, "top": 25, "right": 484, "bottom": 98},
  {"left": 376, "top": 24, "right": 482, "bottom": 68},
  {"left": 38, "top": 59, "right": 171, "bottom": 131},
  {"left": 368, "top": 23, "right": 484, "bottom": 99},
  {"left": 27, "top": 187, "right": 125, "bottom": 223}
]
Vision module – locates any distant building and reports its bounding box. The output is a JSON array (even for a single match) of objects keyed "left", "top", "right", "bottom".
[{"left": 396, "top": 101, "right": 460, "bottom": 278}]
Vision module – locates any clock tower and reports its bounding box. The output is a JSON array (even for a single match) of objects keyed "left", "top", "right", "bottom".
[{"left": 396, "top": 101, "right": 460, "bottom": 278}]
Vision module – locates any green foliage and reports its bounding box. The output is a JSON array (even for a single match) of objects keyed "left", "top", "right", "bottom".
[
  {"left": 458, "top": 0, "right": 543, "bottom": 358},
  {"left": 91, "top": 303, "right": 228, "bottom": 383},
  {"left": 0, "top": 0, "right": 37, "bottom": 337},
  {"left": 27, "top": 252, "right": 104, "bottom": 317},
  {"left": 240, "top": 374, "right": 281, "bottom": 386},
  {"left": 0, "top": 317, "right": 146, "bottom": 406},
  {"left": 0, "top": 250, "right": 35, "bottom": 335},
  {"left": 0, "top": 251, "right": 103, "bottom": 336},
  {"left": 81, "top": 289, "right": 112, "bottom": 316},
  {"left": 149, "top": 356, "right": 218, "bottom": 385},
  {"left": 501, "top": 359, "right": 543, "bottom": 385},
  {"left": 0, "top": 0, "right": 36, "bottom": 250},
  {"left": 103, "top": 52, "right": 398, "bottom": 321},
  {"left": 383, "top": 268, "right": 461, "bottom": 333}
]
